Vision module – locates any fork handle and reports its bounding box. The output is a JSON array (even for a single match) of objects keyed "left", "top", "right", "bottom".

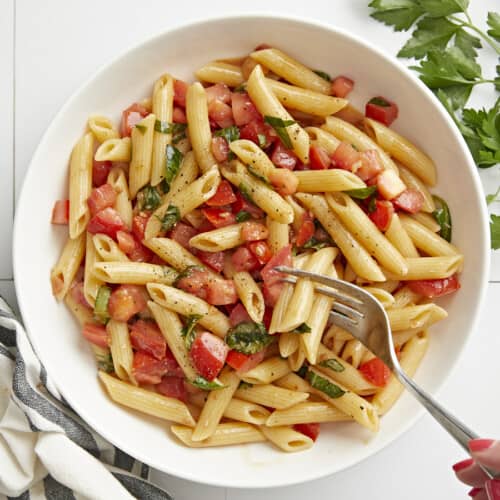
[{"left": 396, "top": 369, "right": 498, "bottom": 479}]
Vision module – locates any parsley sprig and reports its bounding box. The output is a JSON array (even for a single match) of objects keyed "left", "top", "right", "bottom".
[{"left": 368, "top": 0, "right": 500, "bottom": 250}]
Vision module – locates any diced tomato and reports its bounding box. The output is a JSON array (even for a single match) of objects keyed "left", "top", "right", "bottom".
[
  {"left": 116, "top": 230, "right": 136, "bottom": 254},
  {"left": 120, "top": 103, "right": 150, "bottom": 137},
  {"left": 206, "top": 279, "right": 238, "bottom": 305},
  {"left": 331, "top": 142, "right": 361, "bottom": 171},
  {"left": 51, "top": 199, "right": 69, "bottom": 225},
  {"left": 156, "top": 376, "right": 188, "bottom": 402},
  {"left": 130, "top": 320, "right": 166, "bottom": 360},
  {"left": 205, "top": 83, "right": 231, "bottom": 105},
  {"left": 190, "top": 331, "right": 229, "bottom": 381},
  {"left": 231, "top": 246, "right": 260, "bottom": 272},
  {"left": 271, "top": 142, "right": 298, "bottom": 170},
  {"left": 369, "top": 200, "right": 394, "bottom": 232},
  {"left": 92, "top": 160, "right": 113, "bottom": 187},
  {"left": 377, "top": 170, "right": 406, "bottom": 200},
  {"left": 359, "top": 357, "right": 391, "bottom": 387},
  {"left": 309, "top": 145, "right": 331, "bottom": 170},
  {"left": 208, "top": 100, "right": 235, "bottom": 129},
  {"left": 133, "top": 351, "right": 173, "bottom": 385},
  {"left": 108, "top": 284, "right": 147, "bottom": 322},
  {"left": 239, "top": 119, "right": 274, "bottom": 148},
  {"left": 241, "top": 221, "right": 269, "bottom": 242},
  {"left": 226, "top": 349, "right": 265, "bottom": 373},
  {"left": 331, "top": 76, "right": 354, "bottom": 98},
  {"left": 211, "top": 136, "right": 230, "bottom": 162},
  {"left": 262, "top": 281, "right": 282, "bottom": 307},
  {"left": 70, "top": 281, "right": 91, "bottom": 309},
  {"left": 407, "top": 275, "right": 460, "bottom": 298},
  {"left": 82, "top": 323, "right": 109, "bottom": 349},
  {"left": 132, "top": 212, "right": 150, "bottom": 242},
  {"left": 231, "top": 93, "right": 261, "bottom": 126},
  {"left": 172, "top": 106, "right": 187, "bottom": 124},
  {"left": 229, "top": 303, "right": 253, "bottom": 326},
  {"left": 295, "top": 212, "right": 315, "bottom": 247},
  {"left": 116, "top": 230, "right": 152, "bottom": 262},
  {"left": 176, "top": 268, "right": 210, "bottom": 300},
  {"left": 293, "top": 423, "right": 320, "bottom": 442},
  {"left": 163, "top": 348, "right": 185, "bottom": 378},
  {"left": 233, "top": 191, "right": 265, "bottom": 219},
  {"left": 269, "top": 168, "right": 298, "bottom": 196},
  {"left": 392, "top": 189, "right": 424, "bottom": 214},
  {"left": 263, "top": 306, "right": 273, "bottom": 330},
  {"left": 247, "top": 241, "right": 273, "bottom": 265},
  {"left": 197, "top": 250, "right": 225, "bottom": 272},
  {"left": 201, "top": 207, "right": 237, "bottom": 228},
  {"left": 261, "top": 244, "right": 292, "bottom": 286},
  {"left": 206, "top": 180, "right": 237, "bottom": 207},
  {"left": 356, "top": 150, "right": 383, "bottom": 181},
  {"left": 87, "top": 184, "right": 117, "bottom": 217},
  {"left": 87, "top": 207, "right": 126, "bottom": 239},
  {"left": 335, "top": 105, "right": 365, "bottom": 126},
  {"left": 365, "top": 96, "right": 399, "bottom": 126},
  {"left": 169, "top": 222, "right": 197, "bottom": 249},
  {"left": 173, "top": 80, "right": 188, "bottom": 108}
]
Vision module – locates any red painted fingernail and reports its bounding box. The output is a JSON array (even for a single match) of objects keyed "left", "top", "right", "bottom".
[
  {"left": 469, "top": 439, "right": 495, "bottom": 453},
  {"left": 468, "top": 487, "right": 483, "bottom": 498},
  {"left": 486, "top": 479, "right": 500, "bottom": 500},
  {"left": 453, "top": 458, "right": 474, "bottom": 472}
]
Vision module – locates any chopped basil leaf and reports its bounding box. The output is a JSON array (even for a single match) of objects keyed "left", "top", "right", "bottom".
[
  {"left": 96, "top": 351, "right": 114, "bottom": 373},
  {"left": 94, "top": 285, "right": 111, "bottom": 323},
  {"left": 306, "top": 370, "right": 346, "bottom": 399},
  {"left": 236, "top": 210, "right": 251, "bottom": 222},
  {"left": 313, "top": 69, "right": 332, "bottom": 82},
  {"left": 181, "top": 314, "right": 202, "bottom": 350},
  {"left": 248, "top": 165, "right": 271, "bottom": 186},
  {"left": 164, "top": 145, "right": 183, "bottom": 192},
  {"left": 257, "top": 133, "right": 267, "bottom": 149},
  {"left": 264, "top": 115, "right": 297, "bottom": 149},
  {"left": 432, "top": 195, "right": 452, "bottom": 242},
  {"left": 225, "top": 321, "right": 273, "bottom": 354},
  {"left": 155, "top": 121, "right": 187, "bottom": 143},
  {"left": 367, "top": 195, "right": 377, "bottom": 213},
  {"left": 233, "top": 83, "right": 247, "bottom": 93},
  {"left": 190, "top": 376, "right": 225, "bottom": 391},
  {"left": 238, "top": 381, "right": 253, "bottom": 389},
  {"left": 135, "top": 124, "right": 147, "bottom": 134},
  {"left": 156, "top": 204, "right": 180, "bottom": 232},
  {"left": 238, "top": 183, "right": 254, "bottom": 203},
  {"left": 138, "top": 185, "right": 162, "bottom": 211},
  {"left": 368, "top": 96, "right": 390, "bottom": 107},
  {"left": 344, "top": 186, "right": 377, "bottom": 200},
  {"left": 319, "top": 358, "right": 345, "bottom": 373},
  {"left": 291, "top": 323, "right": 311, "bottom": 334},
  {"left": 174, "top": 265, "right": 205, "bottom": 286},
  {"left": 302, "top": 237, "right": 330, "bottom": 250},
  {"left": 214, "top": 125, "right": 240, "bottom": 144}
]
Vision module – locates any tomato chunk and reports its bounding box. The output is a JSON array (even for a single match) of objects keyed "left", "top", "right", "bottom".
[
  {"left": 176, "top": 268, "right": 211, "bottom": 300},
  {"left": 331, "top": 142, "right": 361, "bottom": 171},
  {"left": 206, "top": 180, "right": 237, "bottom": 207},
  {"left": 365, "top": 96, "right": 399, "bottom": 126},
  {"left": 376, "top": 170, "right": 406, "bottom": 200},
  {"left": 201, "top": 207, "right": 237, "bottom": 228},
  {"left": 51, "top": 199, "right": 69, "bottom": 225},
  {"left": 359, "top": 357, "right": 391, "bottom": 387},
  {"left": 92, "top": 160, "right": 113, "bottom": 187},
  {"left": 197, "top": 250, "right": 225, "bottom": 272},
  {"left": 239, "top": 119, "right": 274, "bottom": 148},
  {"left": 173, "top": 106, "right": 187, "bottom": 124},
  {"left": 206, "top": 279, "right": 238, "bottom": 306},
  {"left": 231, "top": 246, "right": 260, "bottom": 272},
  {"left": 293, "top": 423, "right": 320, "bottom": 442},
  {"left": 241, "top": 221, "right": 269, "bottom": 242},
  {"left": 226, "top": 349, "right": 265, "bottom": 373},
  {"left": 356, "top": 150, "right": 383, "bottom": 181},
  {"left": 132, "top": 212, "right": 150, "bottom": 242},
  {"left": 309, "top": 145, "right": 331, "bottom": 170},
  {"left": 87, "top": 208, "right": 126, "bottom": 239},
  {"left": 211, "top": 136, "right": 230, "bottom": 163},
  {"left": 407, "top": 275, "right": 460, "bottom": 298},
  {"left": 233, "top": 191, "right": 265, "bottom": 219},
  {"left": 269, "top": 168, "right": 298, "bottom": 196},
  {"left": 169, "top": 222, "right": 197, "bottom": 249},
  {"left": 133, "top": 351, "right": 173, "bottom": 385},
  {"left": 231, "top": 92, "right": 261, "bottom": 126},
  {"left": 271, "top": 142, "right": 298, "bottom": 170},
  {"left": 205, "top": 83, "right": 231, "bottom": 105},
  {"left": 208, "top": 100, "right": 234, "bottom": 129},
  {"left": 108, "top": 285, "right": 147, "bottom": 322},
  {"left": 121, "top": 103, "right": 149, "bottom": 137},
  {"left": 392, "top": 189, "right": 424, "bottom": 214},
  {"left": 156, "top": 377, "right": 188, "bottom": 402},
  {"left": 173, "top": 80, "right": 188, "bottom": 108},
  {"left": 130, "top": 320, "right": 166, "bottom": 360},
  {"left": 229, "top": 303, "right": 252, "bottom": 326},
  {"left": 117, "top": 230, "right": 152, "bottom": 262},
  {"left": 247, "top": 241, "right": 273, "bottom": 265},
  {"left": 369, "top": 200, "right": 394, "bottom": 232},
  {"left": 295, "top": 212, "right": 315, "bottom": 247},
  {"left": 87, "top": 184, "right": 117, "bottom": 217},
  {"left": 70, "top": 281, "right": 91, "bottom": 309},
  {"left": 82, "top": 323, "right": 109, "bottom": 349},
  {"left": 190, "top": 331, "right": 229, "bottom": 381},
  {"left": 331, "top": 76, "right": 354, "bottom": 98},
  {"left": 261, "top": 244, "right": 292, "bottom": 286}
]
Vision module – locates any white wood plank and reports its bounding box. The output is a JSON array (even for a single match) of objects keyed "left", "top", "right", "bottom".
[{"left": 0, "top": 0, "right": 14, "bottom": 279}]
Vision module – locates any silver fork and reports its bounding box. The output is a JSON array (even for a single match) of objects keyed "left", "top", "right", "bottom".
[{"left": 276, "top": 266, "right": 497, "bottom": 479}]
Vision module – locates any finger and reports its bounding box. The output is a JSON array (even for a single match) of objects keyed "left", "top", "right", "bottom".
[
  {"left": 469, "top": 487, "right": 488, "bottom": 500},
  {"left": 469, "top": 440, "right": 500, "bottom": 472},
  {"left": 485, "top": 479, "right": 500, "bottom": 500},
  {"left": 453, "top": 458, "right": 489, "bottom": 487}
]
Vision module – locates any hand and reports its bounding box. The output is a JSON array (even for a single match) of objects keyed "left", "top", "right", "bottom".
[{"left": 453, "top": 439, "right": 500, "bottom": 499}]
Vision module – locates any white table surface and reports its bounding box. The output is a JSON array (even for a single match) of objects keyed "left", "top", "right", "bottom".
[{"left": 1, "top": 1, "right": 499, "bottom": 498}]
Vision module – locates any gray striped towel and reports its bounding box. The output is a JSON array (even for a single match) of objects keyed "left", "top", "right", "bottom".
[{"left": 0, "top": 296, "right": 172, "bottom": 499}]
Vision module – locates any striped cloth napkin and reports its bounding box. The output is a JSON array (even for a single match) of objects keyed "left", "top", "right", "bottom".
[{"left": 0, "top": 296, "right": 172, "bottom": 499}]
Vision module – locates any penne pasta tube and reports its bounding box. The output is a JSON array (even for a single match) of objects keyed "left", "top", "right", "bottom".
[
  {"left": 65, "top": 289, "right": 94, "bottom": 326},
  {"left": 274, "top": 372, "right": 311, "bottom": 393},
  {"left": 147, "top": 283, "right": 231, "bottom": 337},
  {"left": 364, "top": 118, "right": 437, "bottom": 186},
  {"left": 87, "top": 115, "right": 119, "bottom": 143},
  {"left": 287, "top": 346, "right": 306, "bottom": 372},
  {"left": 340, "top": 339, "right": 369, "bottom": 369},
  {"left": 260, "top": 425, "right": 314, "bottom": 452},
  {"left": 294, "top": 169, "right": 365, "bottom": 192},
  {"left": 387, "top": 304, "right": 448, "bottom": 331},
  {"left": 107, "top": 167, "right": 133, "bottom": 230},
  {"left": 385, "top": 213, "right": 419, "bottom": 258},
  {"left": 107, "top": 320, "right": 135, "bottom": 383},
  {"left": 278, "top": 332, "right": 300, "bottom": 358},
  {"left": 240, "top": 357, "right": 291, "bottom": 385},
  {"left": 94, "top": 138, "right": 131, "bottom": 162},
  {"left": 195, "top": 61, "right": 244, "bottom": 87},
  {"left": 266, "top": 402, "right": 350, "bottom": 427},
  {"left": 224, "top": 398, "right": 271, "bottom": 425},
  {"left": 266, "top": 216, "right": 289, "bottom": 254},
  {"left": 233, "top": 271, "right": 265, "bottom": 323},
  {"left": 362, "top": 286, "right": 396, "bottom": 309},
  {"left": 92, "top": 234, "right": 129, "bottom": 262},
  {"left": 99, "top": 371, "right": 195, "bottom": 426},
  {"left": 229, "top": 139, "right": 278, "bottom": 180},
  {"left": 305, "top": 127, "right": 341, "bottom": 154},
  {"left": 188, "top": 223, "right": 246, "bottom": 252},
  {"left": 391, "top": 285, "right": 422, "bottom": 309},
  {"left": 410, "top": 212, "right": 441, "bottom": 233},
  {"left": 402, "top": 255, "right": 464, "bottom": 280},
  {"left": 265, "top": 78, "right": 347, "bottom": 116},
  {"left": 93, "top": 261, "right": 178, "bottom": 285},
  {"left": 235, "top": 384, "right": 309, "bottom": 410},
  {"left": 129, "top": 113, "right": 156, "bottom": 198},
  {"left": 161, "top": 149, "right": 200, "bottom": 203},
  {"left": 83, "top": 233, "right": 103, "bottom": 307}
]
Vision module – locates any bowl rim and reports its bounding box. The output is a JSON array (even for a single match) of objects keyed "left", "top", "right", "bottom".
[{"left": 13, "top": 11, "right": 491, "bottom": 489}]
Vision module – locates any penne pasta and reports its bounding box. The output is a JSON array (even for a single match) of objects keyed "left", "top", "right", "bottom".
[
  {"left": 266, "top": 402, "right": 350, "bottom": 426},
  {"left": 94, "top": 137, "right": 131, "bottom": 162},
  {"left": 260, "top": 425, "right": 314, "bottom": 452},
  {"left": 294, "top": 169, "right": 365, "bottom": 192},
  {"left": 92, "top": 234, "right": 129, "bottom": 262},
  {"left": 107, "top": 167, "right": 133, "bottom": 230},
  {"left": 87, "top": 115, "right": 119, "bottom": 143},
  {"left": 83, "top": 233, "right": 103, "bottom": 307},
  {"left": 107, "top": 320, "right": 135, "bottom": 383},
  {"left": 195, "top": 61, "right": 244, "bottom": 87},
  {"left": 129, "top": 113, "right": 156, "bottom": 198},
  {"left": 233, "top": 271, "right": 265, "bottom": 323},
  {"left": 240, "top": 357, "right": 291, "bottom": 385},
  {"left": 235, "top": 384, "right": 309, "bottom": 410},
  {"left": 93, "top": 261, "right": 178, "bottom": 285}
]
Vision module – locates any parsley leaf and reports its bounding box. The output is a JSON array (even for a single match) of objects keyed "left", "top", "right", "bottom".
[
  {"left": 264, "top": 116, "right": 296, "bottom": 149},
  {"left": 418, "top": 0, "right": 468, "bottom": 18},
  {"left": 181, "top": 314, "right": 202, "bottom": 350},
  {"left": 491, "top": 214, "right": 500, "bottom": 250},
  {"left": 368, "top": 0, "right": 424, "bottom": 32},
  {"left": 157, "top": 204, "right": 180, "bottom": 232},
  {"left": 190, "top": 377, "right": 225, "bottom": 391},
  {"left": 164, "top": 145, "right": 183, "bottom": 191},
  {"left": 319, "top": 358, "right": 345, "bottom": 372},
  {"left": 486, "top": 186, "right": 500, "bottom": 205},
  {"left": 487, "top": 12, "right": 500, "bottom": 42},
  {"left": 225, "top": 322, "right": 273, "bottom": 354}
]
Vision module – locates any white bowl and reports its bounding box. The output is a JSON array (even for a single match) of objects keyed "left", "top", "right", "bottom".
[{"left": 13, "top": 14, "right": 490, "bottom": 489}]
